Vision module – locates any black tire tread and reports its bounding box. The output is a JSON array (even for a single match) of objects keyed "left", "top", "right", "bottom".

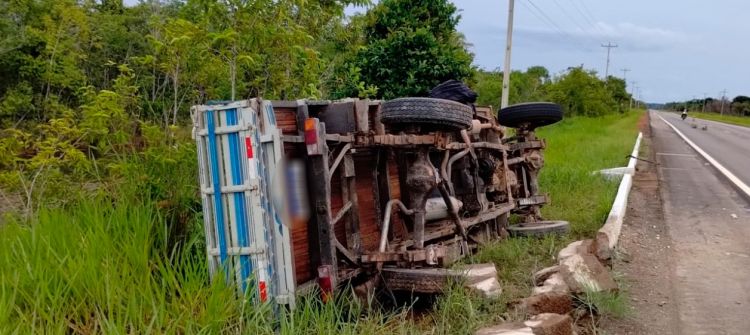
[
  {"left": 507, "top": 220, "right": 570, "bottom": 238},
  {"left": 497, "top": 102, "right": 563, "bottom": 128},
  {"left": 381, "top": 97, "right": 474, "bottom": 130}
]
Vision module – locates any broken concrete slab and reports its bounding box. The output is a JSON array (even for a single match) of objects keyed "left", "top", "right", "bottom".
[
  {"left": 525, "top": 313, "right": 575, "bottom": 335},
  {"left": 477, "top": 313, "right": 575, "bottom": 335},
  {"left": 593, "top": 166, "right": 635, "bottom": 181},
  {"left": 468, "top": 276, "right": 503, "bottom": 299},
  {"left": 557, "top": 240, "right": 594, "bottom": 261},
  {"left": 558, "top": 253, "right": 618, "bottom": 294},
  {"left": 475, "top": 323, "right": 533, "bottom": 335},
  {"left": 515, "top": 292, "right": 574, "bottom": 316},
  {"left": 460, "top": 263, "right": 503, "bottom": 298},
  {"left": 593, "top": 232, "right": 613, "bottom": 264},
  {"left": 532, "top": 273, "right": 569, "bottom": 295},
  {"left": 533, "top": 266, "right": 559, "bottom": 286}
]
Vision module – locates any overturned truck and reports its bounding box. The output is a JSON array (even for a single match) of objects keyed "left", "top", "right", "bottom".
[{"left": 191, "top": 86, "right": 566, "bottom": 308}]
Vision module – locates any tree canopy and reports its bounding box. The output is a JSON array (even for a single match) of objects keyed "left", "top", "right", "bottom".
[{"left": 349, "top": 0, "right": 475, "bottom": 99}]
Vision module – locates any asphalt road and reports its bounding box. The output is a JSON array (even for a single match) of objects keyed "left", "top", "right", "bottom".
[
  {"left": 657, "top": 111, "right": 750, "bottom": 188},
  {"left": 650, "top": 111, "right": 750, "bottom": 334}
]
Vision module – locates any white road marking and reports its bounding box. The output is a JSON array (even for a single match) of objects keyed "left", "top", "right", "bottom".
[
  {"left": 657, "top": 152, "right": 696, "bottom": 157},
  {"left": 657, "top": 113, "right": 750, "bottom": 199}
]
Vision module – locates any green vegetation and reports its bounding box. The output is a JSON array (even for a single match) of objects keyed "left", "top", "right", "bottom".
[
  {"left": 0, "top": 0, "right": 643, "bottom": 333},
  {"left": 350, "top": 0, "right": 475, "bottom": 99},
  {"left": 537, "top": 111, "right": 642, "bottom": 236},
  {"left": 0, "top": 111, "right": 642, "bottom": 333},
  {"left": 474, "top": 67, "right": 632, "bottom": 116},
  {"left": 688, "top": 112, "right": 750, "bottom": 127}
]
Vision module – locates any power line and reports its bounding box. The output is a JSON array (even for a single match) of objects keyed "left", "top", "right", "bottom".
[
  {"left": 601, "top": 42, "right": 618, "bottom": 78},
  {"left": 577, "top": 0, "right": 599, "bottom": 28},
  {"left": 569, "top": 0, "right": 596, "bottom": 28},
  {"left": 521, "top": 0, "right": 586, "bottom": 49},
  {"left": 570, "top": 0, "right": 608, "bottom": 38},
  {"left": 550, "top": 0, "right": 590, "bottom": 34}
]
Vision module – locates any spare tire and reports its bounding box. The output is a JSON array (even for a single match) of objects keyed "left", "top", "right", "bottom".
[
  {"left": 381, "top": 97, "right": 474, "bottom": 130},
  {"left": 497, "top": 102, "right": 563, "bottom": 128},
  {"left": 507, "top": 220, "right": 570, "bottom": 238},
  {"left": 429, "top": 80, "right": 478, "bottom": 104}
]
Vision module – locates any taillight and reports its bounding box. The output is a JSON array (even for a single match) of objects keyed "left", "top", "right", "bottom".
[
  {"left": 317, "top": 265, "right": 333, "bottom": 303},
  {"left": 258, "top": 281, "right": 268, "bottom": 302},
  {"left": 304, "top": 118, "right": 322, "bottom": 155},
  {"left": 244, "top": 136, "right": 253, "bottom": 158}
]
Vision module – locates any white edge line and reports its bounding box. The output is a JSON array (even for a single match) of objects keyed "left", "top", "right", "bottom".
[{"left": 657, "top": 113, "right": 750, "bottom": 198}]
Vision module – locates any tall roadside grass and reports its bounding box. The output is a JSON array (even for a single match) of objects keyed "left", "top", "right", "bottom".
[
  {"left": 537, "top": 111, "right": 642, "bottom": 237},
  {"left": 688, "top": 111, "right": 750, "bottom": 127},
  {"left": 0, "top": 199, "right": 424, "bottom": 334}
]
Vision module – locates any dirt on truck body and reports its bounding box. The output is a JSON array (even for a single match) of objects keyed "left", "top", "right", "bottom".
[{"left": 191, "top": 82, "right": 566, "bottom": 308}]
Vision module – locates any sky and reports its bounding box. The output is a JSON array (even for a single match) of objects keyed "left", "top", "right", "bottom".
[
  {"left": 354, "top": 0, "right": 748, "bottom": 103},
  {"left": 446, "top": 0, "right": 750, "bottom": 103},
  {"left": 124, "top": 0, "right": 750, "bottom": 103}
]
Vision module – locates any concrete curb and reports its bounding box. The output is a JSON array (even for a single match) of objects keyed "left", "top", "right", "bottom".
[
  {"left": 657, "top": 114, "right": 750, "bottom": 198},
  {"left": 596, "top": 132, "right": 643, "bottom": 252}
]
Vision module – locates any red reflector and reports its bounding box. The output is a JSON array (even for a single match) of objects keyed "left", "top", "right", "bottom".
[
  {"left": 244, "top": 137, "right": 253, "bottom": 158},
  {"left": 259, "top": 281, "right": 267, "bottom": 302},
  {"left": 318, "top": 265, "right": 333, "bottom": 303},
  {"left": 304, "top": 119, "right": 318, "bottom": 145}
]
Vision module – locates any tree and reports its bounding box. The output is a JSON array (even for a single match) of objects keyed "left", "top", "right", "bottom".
[
  {"left": 352, "top": 0, "right": 475, "bottom": 99},
  {"left": 473, "top": 66, "right": 550, "bottom": 109},
  {"left": 546, "top": 67, "right": 615, "bottom": 117}
]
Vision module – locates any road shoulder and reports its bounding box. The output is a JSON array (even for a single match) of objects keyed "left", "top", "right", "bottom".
[{"left": 600, "top": 111, "right": 679, "bottom": 334}]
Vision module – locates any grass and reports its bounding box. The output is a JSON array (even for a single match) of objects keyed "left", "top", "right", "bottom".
[
  {"left": 0, "top": 200, "right": 428, "bottom": 334},
  {"left": 686, "top": 111, "right": 750, "bottom": 127},
  {"left": 537, "top": 111, "right": 642, "bottom": 237},
  {"left": 0, "top": 111, "right": 643, "bottom": 334},
  {"left": 467, "top": 110, "right": 642, "bottom": 310}
]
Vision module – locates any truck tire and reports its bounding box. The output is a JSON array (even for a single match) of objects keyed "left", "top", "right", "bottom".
[
  {"left": 497, "top": 102, "right": 563, "bottom": 128},
  {"left": 381, "top": 97, "right": 474, "bottom": 130},
  {"left": 507, "top": 220, "right": 570, "bottom": 237}
]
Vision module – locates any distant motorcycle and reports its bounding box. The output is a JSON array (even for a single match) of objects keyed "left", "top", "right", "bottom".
[{"left": 681, "top": 112, "right": 687, "bottom": 120}]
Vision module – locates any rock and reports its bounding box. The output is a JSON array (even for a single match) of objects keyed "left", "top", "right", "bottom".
[
  {"left": 468, "top": 276, "right": 503, "bottom": 299},
  {"left": 459, "top": 263, "right": 503, "bottom": 299},
  {"left": 557, "top": 240, "right": 594, "bottom": 261},
  {"left": 533, "top": 266, "right": 560, "bottom": 286},
  {"left": 532, "top": 273, "right": 570, "bottom": 295},
  {"left": 516, "top": 292, "right": 574, "bottom": 315},
  {"left": 593, "top": 232, "right": 613, "bottom": 263},
  {"left": 475, "top": 313, "right": 574, "bottom": 335},
  {"left": 525, "top": 313, "right": 575, "bottom": 335},
  {"left": 558, "top": 253, "right": 618, "bottom": 294},
  {"left": 475, "top": 322, "right": 533, "bottom": 335}
]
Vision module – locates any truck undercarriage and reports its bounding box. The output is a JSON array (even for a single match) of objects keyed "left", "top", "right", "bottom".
[{"left": 192, "top": 87, "right": 566, "bottom": 308}]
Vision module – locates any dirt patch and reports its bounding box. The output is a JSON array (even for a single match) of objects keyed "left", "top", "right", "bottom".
[{"left": 599, "top": 112, "right": 679, "bottom": 334}]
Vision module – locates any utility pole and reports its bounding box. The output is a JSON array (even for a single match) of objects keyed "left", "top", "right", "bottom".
[
  {"left": 629, "top": 81, "right": 637, "bottom": 110},
  {"left": 634, "top": 85, "right": 640, "bottom": 109},
  {"left": 720, "top": 89, "right": 728, "bottom": 115},
  {"left": 601, "top": 42, "right": 618, "bottom": 79},
  {"left": 621, "top": 68, "right": 630, "bottom": 81},
  {"left": 500, "top": 0, "right": 515, "bottom": 109},
  {"left": 702, "top": 93, "right": 707, "bottom": 113}
]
